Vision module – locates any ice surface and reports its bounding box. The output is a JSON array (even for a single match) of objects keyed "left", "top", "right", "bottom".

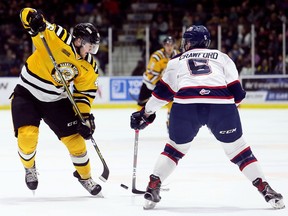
[{"left": 0, "top": 108, "right": 287, "bottom": 216}]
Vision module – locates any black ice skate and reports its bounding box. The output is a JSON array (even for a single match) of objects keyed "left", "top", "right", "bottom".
[
  {"left": 143, "top": 174, "right": 162, "bottom": 210},
  {"left": 253, "top": 178, "right": 285, "bottom": 209},
  {"left": 25, "top": 164, "right": 38, "bottom": 191},
  {"left": 73, "top": 171, "right": 102, "bottom": 196}
]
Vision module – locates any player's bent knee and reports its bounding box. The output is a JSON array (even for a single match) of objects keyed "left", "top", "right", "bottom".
[
  {"left": 161, "top": 140, "right": 191, "bottom": 164},
  {"left": 221, "top": 136, "right": 247, "bottom": 159},
  {"left": 61, "top": 134, "right": 91, "bottom": 178},
  {"left": 18, "top": 125, "right": 39, "bottom": 153},
  {"left": 221, "top": 136, "right": 257, "bottom": 171},
  {"left": 61, "top": 134, "right": 87, "bottom": 156},
  {"left": 169, "top": 140, "right": 192, "bottom": 154}
]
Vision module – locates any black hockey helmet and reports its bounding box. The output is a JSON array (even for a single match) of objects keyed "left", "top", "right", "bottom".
[
  {"left": 181, "top": 25, "right": 211, "bottom": 51},
  {"left": 73, "top": 23, "right": 100, "bottom": 54}
]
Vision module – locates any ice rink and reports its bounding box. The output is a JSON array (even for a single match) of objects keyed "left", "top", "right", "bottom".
[{"left": 0, "top": 108, "right": 287, "bottom": 216}]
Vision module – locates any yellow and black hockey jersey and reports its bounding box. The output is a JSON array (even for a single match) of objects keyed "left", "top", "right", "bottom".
[
  {"left": 143, "top": 48, "right": 179, "bottom": 90},
  {"left": 19, "top": 8, "right": 98, "bottom": 114}
]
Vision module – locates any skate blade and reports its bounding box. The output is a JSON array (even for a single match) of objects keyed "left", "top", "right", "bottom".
[
  {"left": 95, "top": 191, "right": 104, "bottom": 198},
  {"left": 269, "top": 199, "right": 285, "bottom": 209},
  {"left": 143, "top": 199, "right": 157, "bottom": 210}
]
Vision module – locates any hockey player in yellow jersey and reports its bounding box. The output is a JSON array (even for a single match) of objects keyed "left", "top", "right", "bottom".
[
  {"left": 11, "top": 8, "right": 102, "bottom": 195},
  {"left": 137, "top": 36, "right": 179, "bottom": 130}
]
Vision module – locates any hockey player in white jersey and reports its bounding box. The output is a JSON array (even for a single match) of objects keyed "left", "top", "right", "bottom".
[{"left": 130, "top": 25, "right": 285, "bottom": 209}]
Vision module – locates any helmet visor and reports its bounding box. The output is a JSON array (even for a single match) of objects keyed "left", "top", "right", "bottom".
[
  {"left": 90, "top": 43, "right": 99, "bottom": 54},
  {"left": 82, "top": 40, "right": 99, "bottom": 54}
]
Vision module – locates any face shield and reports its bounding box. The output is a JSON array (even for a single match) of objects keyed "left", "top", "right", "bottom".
[{"left": 81, "top": 39, "right": 99, "bottom": 55}]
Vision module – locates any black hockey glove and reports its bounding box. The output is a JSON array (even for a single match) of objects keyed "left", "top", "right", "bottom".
[
  {"left": 77, "top": 114, "right": 95, "bottom": 140},
  {"left": 130, "top": 108, "right": 156, "bottom": 130},
  {"left": 28, "top": 10, "right": 46, "bottom": 34}
]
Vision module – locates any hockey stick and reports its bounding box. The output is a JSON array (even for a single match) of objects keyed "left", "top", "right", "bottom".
[
  {"left": 39, "top": 32, "right": 109, "bottom": 182},
  {"left": 132, "top": 129, "right": 146, "bottom": 194}
]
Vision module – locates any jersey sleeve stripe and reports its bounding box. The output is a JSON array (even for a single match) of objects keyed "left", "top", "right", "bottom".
[
  {"left": 75, "top": 92, "right": 96, "bottom": 99},
  {"left": 147, "top": 70, "right": 161, "bottom": 75},
  {"left": 59, "top": 29, "right": 65, "bottom": 39},
  {"left": 87, "top": 54, "right": 92, "bottom": 62},
  {"left": 152, "top": 54, "right": 161, "bottom": 61},
  {"left": 64, "top": 34, "right": 72, "bottom": 44},
  {"left": 74, "top": 98, "right": 91, "bottom": 107},
  {"left": 55, "top": 25, "right": 63, "bottom": 36},
  {"left": 73, "top": 87, "right": 96, "bottom": 99},
  {"left": 94, "top": 64, "right": 98, "bottom": 73},
  {"left": 55, "top": 25, "right": 71, "bottom": 45},
  {"left": 84, "top": 54, "right": 98, "bottom": 72}
]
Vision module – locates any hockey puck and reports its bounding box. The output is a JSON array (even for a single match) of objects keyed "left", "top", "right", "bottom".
[{"left": 120, "top": 184, "right": 129, "bottom": 189}]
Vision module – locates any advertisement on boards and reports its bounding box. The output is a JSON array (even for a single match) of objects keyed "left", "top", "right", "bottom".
[
  {"left": 110, "top": 77, "right": 142, "bottom": 101},
  {"left": 241, "top": 75, "right": 288, "bottom": 104}
]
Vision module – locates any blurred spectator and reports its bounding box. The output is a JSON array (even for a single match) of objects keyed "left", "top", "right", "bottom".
[
  {"left": 136, "top": 26, "right": 145, "bottom": 52},
  {"left": 240, "top": 62, "right": 254, "bottom": 75},
  {"left": 255, "top": 58, "right": 270, "bottom": 75},
  {"left": 88, "top": 6, "right": 103, "bottom": 27},
  {"left": 76, "top": 0, "right": 94, "bottom": 14},
  {"left": 182, "top": 11, "right": 193, "bottom": 28},
  {"left": 0, "top": 0, "right": 112, "bottom": 77},
  {"left": 228, "top": 44, "right": 245, "bottom": 63},
  {"left": 62, "top": 3, "right": 76, "bottom": 28},
  {"left": 273, "top": 55, "right": 285, "bottom": 74},
  {"left": 96, "top": 39, "right": 109, "bottom": 74},
  {"left": 75, "top": 6, "right": 91, "bottom": 23},
  {"left": 193, "top": 3, "right": 206, "bottom": 25},
  {"left": 149, "top": 28, "right": 162, "bottom": 54},
  {"left": 237, "top": 25, "right": 251, "bottom": 49},
  {"left": 102, "top": 0, "right": 121, "bottom": 28},
  {"left": 151, "top": 14, "right": 169, "bottom": 39}
]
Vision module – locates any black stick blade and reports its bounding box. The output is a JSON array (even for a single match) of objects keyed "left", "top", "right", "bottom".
[
  {"left": 132, "top": 188, "right": 146, "bottom": 194},
  {"left": 99, "top": 165, "right": 109, "bottom": 182}
]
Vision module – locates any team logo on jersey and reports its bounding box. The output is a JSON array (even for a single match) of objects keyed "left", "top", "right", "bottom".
[
  {"left": 52, "top": 62, "right": 79, "bottom": 84},
  {"left": 199, "top": 88, "right": 210, "bottom": 95}
]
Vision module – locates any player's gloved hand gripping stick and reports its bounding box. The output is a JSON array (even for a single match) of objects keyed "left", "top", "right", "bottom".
[
  {"left": 39, "top": 31, "right": 109, "bottom": 182},
  {"left": 130, "top": 108, "right": 156, "bottom": 130}
]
